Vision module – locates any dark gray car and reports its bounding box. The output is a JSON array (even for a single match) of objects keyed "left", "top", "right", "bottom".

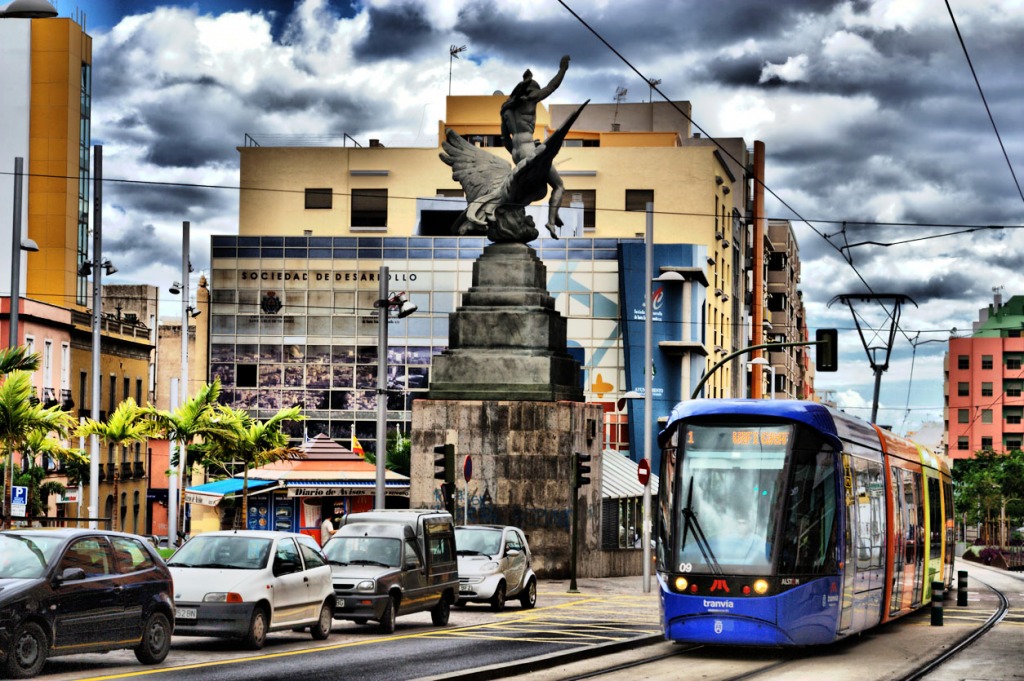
[{"left": 324, "top": 510, "right": 458, "bottom": 634}]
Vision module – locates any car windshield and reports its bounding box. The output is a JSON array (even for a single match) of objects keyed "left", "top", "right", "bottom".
[
  {"left": 455, "top": 528, "right": 503, "bottom": 556},
  {"left": 0, "top": 534, "right": 64, "bottom": 579},
  {"left": 167, "top": 535, "right": 272, "bottom": 570},
  {"left": 323, "top": 537, "right": 401, "bottom": 567}
]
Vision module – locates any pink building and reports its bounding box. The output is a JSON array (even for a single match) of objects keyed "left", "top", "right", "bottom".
[{"left": 946, "top": 292, "right": 1024, "bottom": 459}]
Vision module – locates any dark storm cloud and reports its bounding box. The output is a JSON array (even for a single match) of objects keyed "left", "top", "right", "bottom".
[
  {"left": 108, "top": 181, "right": 235, "bottom": 223},
  {"left": 103, "top": 223, "right": 182, "bottom": 271},
  {"left": 352, "top": 2, "right": 435, "bottom": 59}
]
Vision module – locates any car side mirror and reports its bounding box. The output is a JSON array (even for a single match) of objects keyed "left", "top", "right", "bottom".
[
  {"left": 505, "top": 548, "right": 520, "bottom": 557},
  {"left": 56, "top": 567, "right": 87, "bottom": 584},
  {"left": 274, "top": 559, "right": 299, "bottom": 576}
]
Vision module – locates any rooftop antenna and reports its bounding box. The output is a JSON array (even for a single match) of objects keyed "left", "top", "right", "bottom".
[
  {"left": 612, "top": 86, "right": 628, "bottom": 130},
  {"left": 449, "top": 44, "right": 467, "bottom": 96}
]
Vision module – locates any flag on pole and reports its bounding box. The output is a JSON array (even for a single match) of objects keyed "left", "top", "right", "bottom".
[{"left": 351, "top": 435, "right": 365, "bottom": 458}]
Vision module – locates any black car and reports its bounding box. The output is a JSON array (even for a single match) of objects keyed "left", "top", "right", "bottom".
[{"left": 0, "top": 528, "right": 175, "bottom": 678}]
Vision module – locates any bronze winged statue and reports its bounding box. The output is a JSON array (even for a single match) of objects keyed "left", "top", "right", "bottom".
[{"left": 440, "top": 56, "right": 587, "bottom": 243}]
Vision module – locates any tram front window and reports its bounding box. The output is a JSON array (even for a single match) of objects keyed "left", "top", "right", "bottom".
[{"left": 674, "top": 424, "right": 790, "bottom": 575}]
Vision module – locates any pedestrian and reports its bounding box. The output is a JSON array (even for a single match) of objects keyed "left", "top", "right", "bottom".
[{"left": 320, "top": 503, "right": 338, "bottom": 546}]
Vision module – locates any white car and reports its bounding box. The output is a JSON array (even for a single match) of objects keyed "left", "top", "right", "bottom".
[
  {"left": 454, "top": 525, "right": 537, "bottom": 612},
  {"left": 167, "top": 530, "right": 335, "bottom": 649}
]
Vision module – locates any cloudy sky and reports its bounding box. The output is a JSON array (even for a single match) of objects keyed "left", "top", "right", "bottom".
[{"left": 51, "top": 0, "right": 1024, "bottom": 438}]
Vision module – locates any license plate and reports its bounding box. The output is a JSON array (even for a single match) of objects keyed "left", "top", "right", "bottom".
[
  {"left": 336, "top": 599, "right": 344, "bottom": 608},
  {"left": 176, "top": 607, "right": 197, "bottom": 620}
]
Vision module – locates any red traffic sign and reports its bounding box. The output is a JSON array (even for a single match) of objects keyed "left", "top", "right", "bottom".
[
  {"left": 463, "top": 455, "right": 472, "bottom": 483},
  {"left": 637, "top": 459, "right": 651, "bottom": 486}
]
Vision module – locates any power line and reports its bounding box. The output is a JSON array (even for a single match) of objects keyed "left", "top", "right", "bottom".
[{"left": 945, "top": 0, "right": 1024, "bottom": 208}]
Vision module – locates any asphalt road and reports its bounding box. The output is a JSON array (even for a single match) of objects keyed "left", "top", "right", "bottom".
[{"left": 31, "top": 581, "right": 660, "bottom": 681}]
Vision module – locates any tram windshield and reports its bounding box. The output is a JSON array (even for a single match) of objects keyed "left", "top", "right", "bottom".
[
  {"left": 672, "top": 424, "right": 790, "bottom": 574},
  {"left": 664, "top": 422, "right": 839, "bottom": 576}
]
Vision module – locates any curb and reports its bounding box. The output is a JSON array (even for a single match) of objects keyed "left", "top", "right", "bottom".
[{"left": 414, "top": 633, "right": 665, "bottom": 681}]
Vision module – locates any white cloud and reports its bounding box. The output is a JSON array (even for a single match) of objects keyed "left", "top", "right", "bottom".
[{"left": 759, "top": 54, "right": 810, "bottom": 83}]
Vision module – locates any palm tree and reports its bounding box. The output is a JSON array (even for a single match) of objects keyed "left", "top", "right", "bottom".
[
  {"left": 197, "top": 405, "right": 306, "bottom": 525},
  {"left": 0, "top": 371, "right": 77, "bottom": 529},
  {"left": 0, "top": 345, "right": 40, "bottom": 374},
  {"left": 18, "top": 428, "right": 87, "bottom": 519},
  {"left": 76, "top": 398, "right": 156, "bottom": 531},
  {"left": 144, "top": 380, "right": 240, "bottom": 538}
]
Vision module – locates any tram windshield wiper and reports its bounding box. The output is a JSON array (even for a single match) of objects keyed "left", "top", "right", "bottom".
[{"left": 680, "top": 476, "right": 724, "bottom": 576}]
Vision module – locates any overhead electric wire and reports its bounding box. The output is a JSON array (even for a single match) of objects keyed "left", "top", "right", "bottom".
[
  {"left": 945, "top": 0, "right": 1024, "bottom": 208},
  {"left": 554, "top": 0, "right": 916, "bottom": 356}
]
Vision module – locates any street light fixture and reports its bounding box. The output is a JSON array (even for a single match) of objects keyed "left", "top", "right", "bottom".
[
  {"left": 374, "top": 267, "right": 417, "bottom": 510},
  {"left": 749, "top": 357, "right": 775, "bottom": 399}
]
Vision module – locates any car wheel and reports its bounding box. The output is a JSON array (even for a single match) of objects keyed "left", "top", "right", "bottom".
[
  {"left": 4, "top": 621, "right": 48, "bottom": 679},
  {"left": 310, "top": 600, "right": 333, "bottom": 641},
  {"left": 489, "top": 581, "right": 506, "bottom": 613},
  {"left": 519, "top": 578, "right": 537, "bottom": 609},
  {"left": 430, "top": 593, "right": 451, "bottom": 626},
  {"left": 243, "top": 607, "right": 269, "bottom": 650},
  {"left": 377, "top": 595, "right": 398, "bottom": 635},
  {"left": 134, "top": 611, "right": 172, "bottom": 664}
]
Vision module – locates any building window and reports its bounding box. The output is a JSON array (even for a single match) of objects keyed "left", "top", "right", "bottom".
[
  {"left": 982, "top": 382, "right": 993, "bottom": 397},
  {"left": 1007, "top": 414, "right": 1022, "bottom": 425},
  {"left": 957, "top": 355, "right": 969, "bottom": 370},
  {"left": 237, "top": 364, "right": 258, "bottom": 388},
  {"left": 982, "top": 409, "right": 993, "bottom": 424},
  {"left": 957, "top": 382, "right": 969, "bottom": 396},
  {"left": 561, "top": 189, "right": 595, "bottom": 230},
  {"left": 351, "top": 189, "right": 387, "bottom": 227},
  {"left": 136, "top": 378, "right": 143, "bottom": 403},
  {"left": 958, "top": 409, "right": 969, "bottom": 424},
  {"left": 1006, "top": 439, "right": 1022, "bottom": 450},
  {"left": 1008, "top": 384, "right": 1022, "bottom": 397},
  {"left": 625, "top": 189, "right": 654, "bottom": 212},
  {"left": 304, "top": 188, "right": 333, "bottom": 209},
  {"left": 981, "top": 437, "right": 993, "bottom": 450},
  {"left": 1010, "top": 329, "right": 1021, "bottom": 338},
  {"left": 108, "top": 375, "right": 116, "bottom": 413},
  {"left": 957, "top": 437, "right": 969, "bottom": 451},
  {"left": 1008, "top": 357, "right": 1022, "bottom": 370},
  {"left": 981, "top": 355, "right": 993, "bottom": 370}
]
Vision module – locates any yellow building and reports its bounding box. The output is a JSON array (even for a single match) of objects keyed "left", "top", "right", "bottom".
[
  {"left": 2, "top": 5, "right": 155, "bottom": 529},
  {"left": 236, "top": 96, "right": 751, "bottom": 401}
]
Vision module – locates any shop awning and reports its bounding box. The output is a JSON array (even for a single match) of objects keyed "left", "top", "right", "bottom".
[{"left": 184, "top": 478, "right": 279, "bottom": 506}]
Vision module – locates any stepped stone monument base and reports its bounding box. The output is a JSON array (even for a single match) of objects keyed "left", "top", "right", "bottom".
[
  {"left": 428, "top": 242, "right": 583, "bottom": 403},
  {"left": 410, "top": 399, "right": 603, "bottom": 578}
]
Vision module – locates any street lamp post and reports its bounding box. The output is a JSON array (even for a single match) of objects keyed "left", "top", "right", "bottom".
[
  {"left": 167, "top": 221, "right": 194, "bottom": 547},
  {"left": 4, "top": 157, "right": 39, "bottom": 529},
  {"left": 374, "top": 266, "right": 416, "bottom": 509}
]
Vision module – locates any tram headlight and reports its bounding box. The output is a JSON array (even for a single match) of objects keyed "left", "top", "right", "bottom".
[
  {"left": 673, "top": 576, "right": 688, "bottom": 592},
  {"left": 753, "top": 579, "right": 769, "bottom": 595}
]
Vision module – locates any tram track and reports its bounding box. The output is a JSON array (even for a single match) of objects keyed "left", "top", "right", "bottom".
[{"left": 554, "top": 577, "right": 1011, "bottom": 681}]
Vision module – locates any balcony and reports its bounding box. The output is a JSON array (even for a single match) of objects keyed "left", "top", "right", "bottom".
[
  {"left": 120, "top": 462, "right": 133, "bottom": 479},
  {"left": 105, "top": 462, "right": 116, "bottom": 480},
  {"left": 133, "top": 461, "right": 146, "bottom": 478}
]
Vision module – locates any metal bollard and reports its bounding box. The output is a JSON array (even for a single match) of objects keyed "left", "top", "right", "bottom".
[
  {"left": 957, "top": 570, "right": 968, "bottom": 607},
  {"left": 931, "top": 580, "right": 943, "bottom": 626}
]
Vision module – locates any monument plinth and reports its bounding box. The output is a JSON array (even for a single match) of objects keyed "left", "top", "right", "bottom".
[{"left": 428, "top": 242, "right": 583, "bottom": 403}]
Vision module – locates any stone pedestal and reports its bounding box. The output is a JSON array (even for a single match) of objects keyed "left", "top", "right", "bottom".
[
  {"left": 428, "top": 242, "right": 583, "bottom": 402},
  {"left": 411, "top": 399, "right": 603, "bottom": 578}
]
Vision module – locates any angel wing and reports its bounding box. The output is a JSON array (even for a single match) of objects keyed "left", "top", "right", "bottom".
[{"left": 440, "top": 131, "right": 513, "bottom": 233}]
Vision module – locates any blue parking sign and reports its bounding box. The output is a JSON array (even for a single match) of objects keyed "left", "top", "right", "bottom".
[{"left": 12, "top": 486, "right": 28, "bottom": 506}]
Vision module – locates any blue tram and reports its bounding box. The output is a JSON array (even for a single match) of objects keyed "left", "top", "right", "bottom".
[{"left": 656, "top": 399, "right": 954, "bottom": 646}]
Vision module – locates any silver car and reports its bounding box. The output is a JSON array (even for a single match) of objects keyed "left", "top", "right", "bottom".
[{"left": 454, "top": 525, "right": 537, "bottom": 612}]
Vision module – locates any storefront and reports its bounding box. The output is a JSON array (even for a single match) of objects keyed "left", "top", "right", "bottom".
[{"left": 184, "top": 433, "right": 410, "bottom": 542}]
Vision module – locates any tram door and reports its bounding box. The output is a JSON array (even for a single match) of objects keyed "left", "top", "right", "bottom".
[{"left": 902, "top": 469, "right": 925, "bottom": 606}]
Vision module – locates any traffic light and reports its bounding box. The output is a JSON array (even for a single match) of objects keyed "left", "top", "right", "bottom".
[
  {"left": 433, "top": 443, "right": 455, "bottom": 485},
  {"left": 574, "top": 452, "right": 592, "bottom": 489},
  {"left": 815, "top": 328, "right": 839, "bottom": 372},
  {"left": 440, "top": 482, "right": 455, "bottom": 516}
]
